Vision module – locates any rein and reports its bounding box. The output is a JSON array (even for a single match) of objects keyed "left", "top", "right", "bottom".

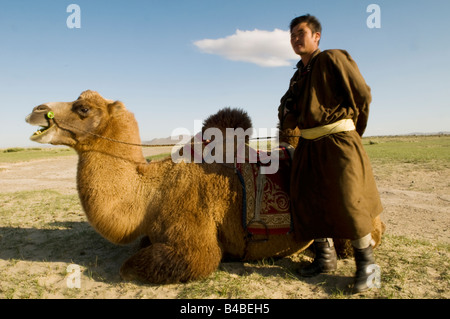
[{"left": 48, "top": 111, "right": 301, "bottom": 148}]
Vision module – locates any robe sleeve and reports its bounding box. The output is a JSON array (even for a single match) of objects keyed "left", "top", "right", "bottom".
[
  {"left": 278, "top": 71, "right": 300, "bottom": 131},
  {"left": 326, "top": 50, "right": 372, "bottom": 136}
]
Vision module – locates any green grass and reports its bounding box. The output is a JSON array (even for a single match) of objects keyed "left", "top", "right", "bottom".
[
  {"left": 145, "top": 153, "right": 171, "bottom": 162},
  {"left": 0, "top": 147, "right": 174, "bottom": 164},
  {"left": 373, "top": 234, "right": 450, "bottom": 299},
  {"left": 6, "top": 135, "right": 448, "bottom": 166},
  {"left": 175, "top": 233, "right": 450, "bottom": 299},
  {"left": 362, "top": 135, "right": 450, "bottom": 166},
  {"left": 0, "top": 147, "right": 76, "bottom": 163},
  {"left": 0, "top": 190, "right": 82, "bottom": 229},
  {"left": 0, "top": 189, "right": 129, "bottom": 298}
]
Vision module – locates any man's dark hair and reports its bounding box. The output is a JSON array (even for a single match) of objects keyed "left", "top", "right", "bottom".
[{"left": 289, "top": 14, "right": 322, "bottom": 35}]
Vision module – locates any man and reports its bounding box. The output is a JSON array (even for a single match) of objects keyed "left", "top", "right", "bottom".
[{"left": 278, "top": 14, "right": 383, "bottom": 293}]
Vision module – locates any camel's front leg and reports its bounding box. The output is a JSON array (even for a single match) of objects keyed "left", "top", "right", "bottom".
[{"left": 119, "top": 241, "right": 222, "bottom": 284}]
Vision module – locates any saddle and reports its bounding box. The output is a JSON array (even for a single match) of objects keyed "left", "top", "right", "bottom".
[{"left": 184, "top": 136, "right": 295, "bottom": 240}]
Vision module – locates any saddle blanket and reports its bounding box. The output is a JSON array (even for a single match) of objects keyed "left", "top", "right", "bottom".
[{"left": 236, "top": 145, "right": 293, "bottom": 236}]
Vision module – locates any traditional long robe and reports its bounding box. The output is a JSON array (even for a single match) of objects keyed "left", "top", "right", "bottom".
[{"left": 278, "top": 49, "right": 383, "bottom": 241}]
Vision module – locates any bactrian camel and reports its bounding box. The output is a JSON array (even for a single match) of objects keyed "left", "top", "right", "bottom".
[{"left": 25, "top": 90, "right": 383, "bottom": 284}]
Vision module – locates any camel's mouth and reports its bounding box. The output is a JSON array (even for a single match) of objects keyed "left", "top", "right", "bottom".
[
  {"left": 30, "top": 124, "right": 55, "bottom": 140},
  {"left": 26, "top": 109, "right": 57, "bottom": 142},
  {"left": 27, "top": 113, "right": 57, "bottom": 141}
]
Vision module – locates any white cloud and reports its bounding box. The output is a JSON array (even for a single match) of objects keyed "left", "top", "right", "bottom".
[{"left": 194, "top": 29, "right": 298, "bottom": 67}]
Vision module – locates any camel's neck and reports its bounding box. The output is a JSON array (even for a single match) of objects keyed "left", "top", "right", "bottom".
[
  {"left": 76, "top": 149, "right": 162, "bottom": 244},
  {"left": 74, "top": 112, "right": 159, "bottom": 244}
]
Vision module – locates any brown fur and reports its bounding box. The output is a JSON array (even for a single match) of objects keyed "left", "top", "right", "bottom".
[
  {"left": 26, "top": 91, "right": 314, "bottom": 284},
  {"left": 202, "top": 107, "right": 253, "bottom": 136}
]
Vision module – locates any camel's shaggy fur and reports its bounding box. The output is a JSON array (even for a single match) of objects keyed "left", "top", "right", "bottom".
[{"left": 26, "top": 90, "right": 383, "bottom": 283}]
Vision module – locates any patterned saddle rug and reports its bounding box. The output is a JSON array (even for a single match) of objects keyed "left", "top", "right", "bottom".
[{"left": 235, "top": 144, "right": 294, "bottom": 237}]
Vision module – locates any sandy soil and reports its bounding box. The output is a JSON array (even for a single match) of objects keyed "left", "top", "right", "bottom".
[
  {"left": 0, "top": 147, "right": 449, "bottom": 299},
  {"left": 372, "top": 162, "right": 450, "bottom": 244}
]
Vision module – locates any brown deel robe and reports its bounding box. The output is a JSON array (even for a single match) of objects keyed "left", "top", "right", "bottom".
[{"left": 279, "top": 49, "right": 383, "bottom": 241}]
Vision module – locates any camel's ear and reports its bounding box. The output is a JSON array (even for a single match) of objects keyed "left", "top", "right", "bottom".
[{"left": 108, "top": 101, "right": 126, "bottom": 115}]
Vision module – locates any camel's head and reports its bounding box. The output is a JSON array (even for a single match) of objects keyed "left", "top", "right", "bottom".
[{"left": 26, "top": 90, "right": 128, "bottom": 148}]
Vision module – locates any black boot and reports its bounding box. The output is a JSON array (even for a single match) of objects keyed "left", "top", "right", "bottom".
[
  {"left": 299, "top": 240, "right": 337, "bottom": 277},
  {"left": 353, "top": 245, "right": 377, "bottom": 293}
]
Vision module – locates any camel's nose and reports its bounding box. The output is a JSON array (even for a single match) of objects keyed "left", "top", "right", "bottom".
[
  {"left": 33, "top": 104, "right": 51, "bottom": 113},
  {"left": 26, "top": 104, "right": 52, "bottom": 124}
]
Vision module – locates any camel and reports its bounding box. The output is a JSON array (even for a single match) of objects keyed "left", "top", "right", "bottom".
[{"left": 25, "top": 90, "right": 383, "bottom": 284}]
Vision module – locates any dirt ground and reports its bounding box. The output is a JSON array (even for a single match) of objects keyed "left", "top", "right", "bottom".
[
  {"left": 0, "top": 147, "right": 173, "bottom": 195},
  {"left": 0, "top": 146, "right": 449, "bottom": 299}
]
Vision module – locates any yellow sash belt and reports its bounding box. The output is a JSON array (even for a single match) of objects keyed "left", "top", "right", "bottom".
[{"left": 300, "top": 118, "right": 355, "bottom": 140}]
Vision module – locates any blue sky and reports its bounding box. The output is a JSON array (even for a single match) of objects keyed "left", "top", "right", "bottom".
[{"left": 1, "top": 0, "right": 449, "bottom": 148}]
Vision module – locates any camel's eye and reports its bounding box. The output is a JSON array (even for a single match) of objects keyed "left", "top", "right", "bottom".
[{"left": 74, "top": 104, "right": 90, "bottom": 117}]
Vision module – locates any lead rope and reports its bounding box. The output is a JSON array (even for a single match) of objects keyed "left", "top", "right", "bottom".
[
  {"left": 49, "top": 112, "right": 185, "bottom": 148},
  {"left": 47, "top": 111, "right": 301, "bottom": 148}
]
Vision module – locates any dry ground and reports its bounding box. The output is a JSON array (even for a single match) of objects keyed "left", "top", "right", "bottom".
[{"left": 0, "top": 145, "right": 449, "bottom": 299}]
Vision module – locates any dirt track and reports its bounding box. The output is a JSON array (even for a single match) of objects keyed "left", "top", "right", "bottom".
[{"left": 0, "top": 147, "right": 172, "bottom": 195}]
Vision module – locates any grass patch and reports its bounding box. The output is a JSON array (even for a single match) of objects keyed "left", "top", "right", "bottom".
[
  {"left": 0, "top": 146, "right": 170, "bottom": 164},
  {"left": 0, "top": 147, "right": 76, "bottom": 163},
  {"left": 373, "top": 234, "right": 450, "bottom": 298},
  {"left": 2, "top": 135, "right": 448, "bottom": 166},
  {"left": 177, "top": 270, "right": 253, "bottom": 299},
  {"left": 145, "top": 153, "right": 171, "bottom": 162},
  {"left": 0, "top": 190, "right": 82, "bottom": 229},
  {"left": 363, "top": 135, "right": 450, "bottom": 167},
  {"left": 0, "top": 189, "right": 130, "bottom": 298},
  {"left": 176, "top": 233, "right": 450, "bottom": 299}
]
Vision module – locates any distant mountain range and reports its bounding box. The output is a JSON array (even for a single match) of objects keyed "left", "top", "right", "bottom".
[
  {"left": 143, "top": 135, "right": 191, "bottom": 146},
  {"left": 365, "top": 131, "right": 450, "bottom": 137},
  {"left": 405, "top": 131, "right": 450, "bottom": 136},
  {"left": 144, "top": 132, "right": 450, "bottom": 145}
]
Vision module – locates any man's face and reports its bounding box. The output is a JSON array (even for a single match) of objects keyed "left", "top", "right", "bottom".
[{"left": 290, "top": 22, "right": 320, "bottom": 57}]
